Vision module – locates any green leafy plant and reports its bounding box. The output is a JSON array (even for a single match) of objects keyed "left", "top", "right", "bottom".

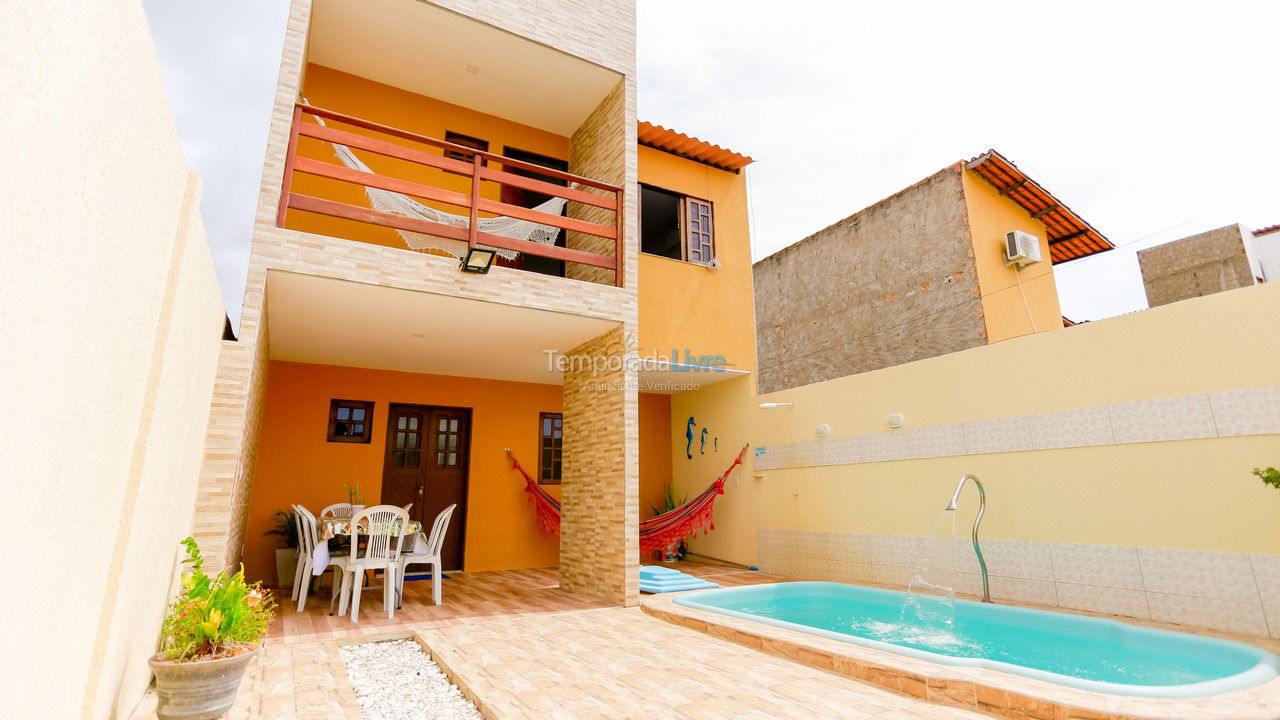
[
  {"left": 650, "top": 483, "right": 689, "bottom": 559},
  {"left": 649, "top": 482, "right": 686, "bottom": 518},
  {"left": 264, "top": 509, "right": 298, "bottom": 550},
  {"left": 1255, "top": 466, "right": 1280, "bottom": 490},
  {"left": 158, "top": 538, "right": 275, "bottom": 662},
  {"left": 343, "top": 482, "right": 364, "bottom": 506}
]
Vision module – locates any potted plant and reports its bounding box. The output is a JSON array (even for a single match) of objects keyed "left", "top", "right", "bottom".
[
  {"left": 650, "top": 483, "right": 689, "bottom": 562},
  {"left": 148, "top": 537, "right": 275, "bottom": 720},
  {"left": 344, "top": 482, "right": 365, "bottom": 514},
  {"left": 264, "top": 509, "right": 298, "bottom": 589}
]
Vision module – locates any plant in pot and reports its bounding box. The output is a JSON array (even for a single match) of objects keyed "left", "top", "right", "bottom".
[
  {"left": 343, "top": 482, "right": 365, "bottom": 514},
  {"left": 650, "top": 483, "right": 689, "bottom": 562},
  {"left": 264, "top": 509, "right": 298, "bottom": 590},
  {"left": 149, "top": 537, "right": 275, "bottom": 720}
]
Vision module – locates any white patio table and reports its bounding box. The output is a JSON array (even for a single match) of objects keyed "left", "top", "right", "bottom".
[{"left": 311, "top": 515, "right": 425, "bottom": 575}]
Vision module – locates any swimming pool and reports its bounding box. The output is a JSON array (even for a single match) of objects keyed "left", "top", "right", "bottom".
[{"left": 673, "top": 582, "right": 1280, "bottom": 698}]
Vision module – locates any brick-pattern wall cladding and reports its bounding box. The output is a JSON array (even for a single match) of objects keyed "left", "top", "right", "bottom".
[
  {"left": 190, "top": 325, "right": 271, "bottom": 574},
  {"left": 560, "top": 327, "right": 639, "bottom": 606},
  {"left": 568, "top": 79, "right": 628, "bottom": 286},
  {"left": 753, "top": 166, "right": 984, "bottom": 393},
  {"left": 1138, "top": 224, "right": 1256, "bottom": 308}
]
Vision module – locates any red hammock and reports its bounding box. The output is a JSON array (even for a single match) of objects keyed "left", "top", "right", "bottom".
[{"left": 505, "top": 445, "right": 748, "bottom": 555}]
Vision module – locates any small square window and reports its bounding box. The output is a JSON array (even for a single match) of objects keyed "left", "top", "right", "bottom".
[
  {"left": 328, "top": 399, "right": 375, "bottom": 443},
  {"left": 443, "top": 131, "right": 489, "bottom": 166}
]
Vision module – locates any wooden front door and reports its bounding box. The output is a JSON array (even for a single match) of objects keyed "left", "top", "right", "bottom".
[{"left": 381, "top": 404, "right": 469, "bottom": 570}]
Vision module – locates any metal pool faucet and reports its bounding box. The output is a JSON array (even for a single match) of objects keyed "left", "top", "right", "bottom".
[{"left": 945, "top": 474, "right": 991, "bottom": 603}]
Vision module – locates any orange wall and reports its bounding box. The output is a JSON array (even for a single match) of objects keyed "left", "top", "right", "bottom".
[
  {"left": 286, "top": 63, "right": 572, "bottom": 251},
  {"left": 636, "top": 146, "right": 757, "bottom": 376},
  {"left": 246, "top": 360, "right": 564, "bottom": 583},
  {"left": 246, "top": 360, "right": 677, "bottom": 583},
  {"left": 638, "top": 392, "right": 673, "bottom": 517}
]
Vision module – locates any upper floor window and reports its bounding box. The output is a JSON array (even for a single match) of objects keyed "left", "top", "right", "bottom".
[
  {"left": 640, "top": 184, "right": 716, "bottom": 265},
  {"left": 538, "top": 412, "right": 563, "bottom": 484},
  {"left": 328, "top": 399, "right": 374, "bottom": 443},
  {"left": 443, "top": 131, "right": 489, "bottom": 166}
]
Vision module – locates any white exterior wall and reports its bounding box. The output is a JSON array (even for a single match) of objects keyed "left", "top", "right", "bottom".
[{"left": 0, "top": 1, "right": 226, "bottom": 718}]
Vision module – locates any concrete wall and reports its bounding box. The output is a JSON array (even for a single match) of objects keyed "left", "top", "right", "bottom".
[
  {"left": 0, "top": 1, "right": 225, "bottom": 717},
  {"left": 754, "top": 165, "right": 984, "bottom": 393},
  {"left": 1138, "top": 223, "right": 1257, "bottom": 307},
  {"left": 672, "top": 282, "right": 1280, "bottom": 638}
]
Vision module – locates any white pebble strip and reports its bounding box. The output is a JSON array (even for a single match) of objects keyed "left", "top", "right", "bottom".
[{"left": 339, "top": 639, "right": 483, "bottom": 720}]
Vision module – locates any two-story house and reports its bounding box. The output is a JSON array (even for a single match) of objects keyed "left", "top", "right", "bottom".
[{"left": 190, "top": 0, "right": 756, "bottom": 608}]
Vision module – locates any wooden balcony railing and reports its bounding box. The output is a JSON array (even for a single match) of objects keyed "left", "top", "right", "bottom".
[{"left": 277, "top": 103, "right": 624, "bottom": 287}]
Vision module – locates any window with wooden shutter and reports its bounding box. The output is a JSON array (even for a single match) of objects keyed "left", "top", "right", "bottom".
[
  {"left": 640, "top": 184, "right": 716, "bottom": 265},
  {"left": 538, "top": 412, "right": 563, "bottom": 484},
  {"left": 683, "top": 197, "right": 715, "bottom": 265}
]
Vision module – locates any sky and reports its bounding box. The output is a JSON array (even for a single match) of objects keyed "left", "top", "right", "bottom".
[{"left": 144, "top": 1, "right": 1280, "bottom": 329}]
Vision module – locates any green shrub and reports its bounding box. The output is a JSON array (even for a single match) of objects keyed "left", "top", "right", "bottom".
[
  {"left": 1255, "top": 466, "right": 1280, "bottom": 491},
  {"left": 265, "top": 509, "right": 298, "bottom": 550},
  {"left": 158, "top": 538, "right": 275, "bottom": 662}
]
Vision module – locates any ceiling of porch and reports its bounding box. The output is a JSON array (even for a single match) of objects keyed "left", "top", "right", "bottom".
[
  {"left": 265, "top": 271, "right": 618, "bottom": 384},
  {"left": 307, "top": 0, "right": 622, "bottom": 135}
]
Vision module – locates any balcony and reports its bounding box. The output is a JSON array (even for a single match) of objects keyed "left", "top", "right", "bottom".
[{"left": 276, "top": 103, "right": 624, "bottom": 287}]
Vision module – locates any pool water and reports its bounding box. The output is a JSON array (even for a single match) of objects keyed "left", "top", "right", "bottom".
[{"left": 673, "top": 582, "right": 1280, "bottom": 698}]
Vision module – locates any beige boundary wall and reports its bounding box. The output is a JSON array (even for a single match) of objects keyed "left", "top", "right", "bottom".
[
  {"left": 1, "top": 1, "right": 226, "bottom": 717},
  {"left": 672, "top": 281, "right": 1280, "bottom": 637}
]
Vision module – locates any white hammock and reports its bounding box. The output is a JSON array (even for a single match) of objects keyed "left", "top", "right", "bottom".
[{"left": 308, "top": 109, "right": 566, "bottom": 260}]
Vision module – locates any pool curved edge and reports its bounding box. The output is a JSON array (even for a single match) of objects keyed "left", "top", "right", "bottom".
[{"left": 672, "top": 581, "right": 1280, "bottom": 700}]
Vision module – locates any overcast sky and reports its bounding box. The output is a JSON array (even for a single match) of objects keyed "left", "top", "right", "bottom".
[{"left": 144, "top": 1, "right": 1279, "bottom": 330}]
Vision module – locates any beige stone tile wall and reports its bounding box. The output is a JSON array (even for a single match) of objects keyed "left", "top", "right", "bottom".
[
  {"left": 567, "top": 78, "right": 630, "bottom": 286},
  {"left": 560, "top": 328, "right": 640, "bottom": 605},
  {"left": 758, "top": 529, "right": 1280, "bottom": 639}
]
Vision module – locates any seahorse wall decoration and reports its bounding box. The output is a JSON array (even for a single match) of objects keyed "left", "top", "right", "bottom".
[
  {"left": 685, "top": 417, "right": 696, "bottom": 459},
  {"left": 700, "top": 428, "right": 708, "bottom": 455}
]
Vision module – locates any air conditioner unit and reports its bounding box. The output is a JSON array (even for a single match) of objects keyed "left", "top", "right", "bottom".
[{"left": 1004, "top": 230, "right": 1043, "bottom": 268}]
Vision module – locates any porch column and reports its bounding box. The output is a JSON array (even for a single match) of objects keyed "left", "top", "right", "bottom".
[{"left": 560, "top": 327, "right": 639, "bottom": 606}]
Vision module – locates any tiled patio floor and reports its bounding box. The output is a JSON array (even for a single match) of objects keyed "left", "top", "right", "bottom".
[
  {"left": 268, "top": 558, "right": 781, "bottom": 643},
  {"left": 422, "top": 605, "right": 985, "bottom": 719}
]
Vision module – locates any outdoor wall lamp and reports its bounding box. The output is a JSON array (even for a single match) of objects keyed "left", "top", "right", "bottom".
[{"left": 460, "top": 247, "right": 496, "bottom": 274}]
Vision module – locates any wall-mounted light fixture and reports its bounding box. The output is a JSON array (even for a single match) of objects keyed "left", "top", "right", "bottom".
[
  {"left": 816, "top": 423, "right": 831, "bottom": 437},
  {"left": 887, "top": 413, "right": 906, "bottom": 429},
  {"left": 460, "top": 247, "right": 496, "bottom": 274},
  {"left": 757, "top": 402, "right": 793, "bottom": 409}
]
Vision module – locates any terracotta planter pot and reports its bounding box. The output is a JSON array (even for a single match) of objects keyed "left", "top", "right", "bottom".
[{"left": 148, "top": 645, "right": 259, "bottom": 720}]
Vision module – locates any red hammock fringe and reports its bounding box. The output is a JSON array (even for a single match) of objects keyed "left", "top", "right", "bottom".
[{"left": 505, "top": 445, "right": 748, "bottom": 555}]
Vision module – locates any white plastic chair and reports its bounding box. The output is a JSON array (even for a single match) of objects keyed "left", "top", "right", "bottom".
[
  {"left": 292, "top": 505, "right": 347, "bottom": 613},
  {"left": 397, "top": 503, "right": 456, "bottom": 607},
  {"left": 321, "top": 502, "right": 353, "bottom": 518},
  {"left": 337, "top": 504, "right": 410, "bottom": 622}
]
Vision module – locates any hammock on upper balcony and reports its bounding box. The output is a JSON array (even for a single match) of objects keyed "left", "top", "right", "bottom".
[
  {"left": 504, "top": 445, "right": 749, "bottom": 555},
  {"left": 303, "top": 101, "right": 567, "bottom": 260}
]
